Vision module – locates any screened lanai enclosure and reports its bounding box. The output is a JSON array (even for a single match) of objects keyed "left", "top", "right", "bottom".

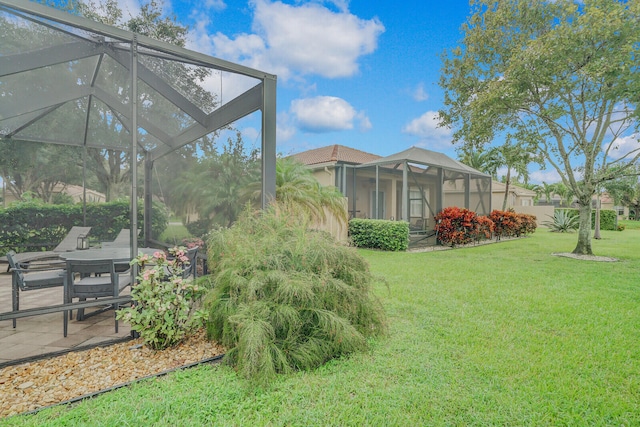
[
  {"left": 0, "top": 0, "right": 276, "bottom": 256},
  {"left": 334, "top": 147, "right": 492, "bottom": 232}
]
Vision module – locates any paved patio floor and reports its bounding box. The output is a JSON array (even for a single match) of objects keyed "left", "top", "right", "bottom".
[{"left": 0, "top": 268, "right": 131, "bottom": 366}]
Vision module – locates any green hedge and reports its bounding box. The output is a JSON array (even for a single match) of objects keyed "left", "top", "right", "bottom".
[
  {"left": 558, "top": 209, "right": 617, "bottom": 231},
  {"left": 0, "top": 200, "right": 168, "bottom": 255},
  {"left": 349, "top": 219, "right": 409, "bottom": 251}
]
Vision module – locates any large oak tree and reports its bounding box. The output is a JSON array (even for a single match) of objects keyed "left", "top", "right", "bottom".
[{"left": 439, "top": 0, "right": 639, "bottom": 254}]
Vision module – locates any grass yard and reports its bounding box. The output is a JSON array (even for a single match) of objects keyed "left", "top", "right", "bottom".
[
  {"left": 3, "top": 229, "right": 639, "bottom": 426},
  {"left": 158, "top": 221, "right": 192, "bottom": 245},
  {"left": 620, "top": 219, "right": 640, "bottom": 230}
]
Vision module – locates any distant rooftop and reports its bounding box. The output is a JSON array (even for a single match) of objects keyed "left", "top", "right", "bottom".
[{"left": 290, "top": 145, "right": 381, "bottom": 166}]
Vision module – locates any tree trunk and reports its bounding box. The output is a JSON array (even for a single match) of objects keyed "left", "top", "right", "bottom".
[
  {"left": 593, "top": 196, "right": 601, "bottom": 240},
  {"left": 502, "top": 169, "right": 511, "bottom": 211},
  {"left": 573, "top": 202, "right": 593, "bottom": 255}
]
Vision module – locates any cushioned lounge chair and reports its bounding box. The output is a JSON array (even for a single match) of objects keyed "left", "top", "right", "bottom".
[
  {"left": 6, "top": 251, "right": 65, "bottom": 328},
  {"left": 4, "top": 226, "right": 92, "bottom": 268}
]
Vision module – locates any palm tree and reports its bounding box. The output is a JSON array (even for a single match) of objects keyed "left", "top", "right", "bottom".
[
  {"left": 458, "top": 148, "right": 499, "bottom": 176},
  {"left": 492, "top": 144, "right": 535, "bottom": 211},
  {"left": 242, "top": 157, "right": 348, "bottom": 226},
  {"left": 274, "top": 157, "right": 348, "bottom": 226},
  {"left": 171, "top": 134, "right": 260, "bottom": 229}
]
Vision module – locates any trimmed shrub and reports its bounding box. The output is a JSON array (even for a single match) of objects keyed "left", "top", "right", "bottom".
[
  {"left": 349, "top": 218, "right": 409, "bottom": 251},
  {"left": 0, "top": 199, "right": 168, "bottom": 255},
  {"left": 204, "top": 204, "right": 387, "bottom": 383},
  {"left": 489, "top": 209, "right": 522, "bottom": 239},
  {"left": 516, "top": 213, "right": 538, "bottom": 236},
  {"left": 557, "top": 208, "right": 617, "bottom": 231},
  {"left": 434, "top": 207, "right": 485, "bottom": 247},
  {"left": 476, "top": 215, "right": 495, "bottom": 241}
]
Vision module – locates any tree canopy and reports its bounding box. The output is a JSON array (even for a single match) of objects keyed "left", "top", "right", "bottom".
[{"left": 439, "top": 0, "right": 640, "bottom": 255}]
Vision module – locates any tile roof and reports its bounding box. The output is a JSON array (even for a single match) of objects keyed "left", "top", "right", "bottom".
[{"left": 290, "top": 145, "right": 381, "bottom": 166}]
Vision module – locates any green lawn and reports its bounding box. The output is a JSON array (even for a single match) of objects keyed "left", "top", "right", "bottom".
[
  {"left": 4, "top": 229, "right": 640, "bottom": 426},
  {"left": 620, "top": 219, "right": 640, "bottom": 230}
]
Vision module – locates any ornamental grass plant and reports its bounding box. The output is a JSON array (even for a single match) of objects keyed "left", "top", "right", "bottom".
[{"left": 203, "top": 202, "right": 387, "bottom": 383}]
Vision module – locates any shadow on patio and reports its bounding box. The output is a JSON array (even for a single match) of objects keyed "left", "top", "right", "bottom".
[{"left": 0, "top": 268, "right": 131, "bottom": 367}]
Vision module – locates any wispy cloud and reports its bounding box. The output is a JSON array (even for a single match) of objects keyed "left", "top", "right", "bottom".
[
  {"left": 290, "top": 96, "right": 370, "bottom": 133},
  {"left": 529, "top": 169, "right": 562, "bottom": 184},
  {"left": 604, "top": 133, "right": 639, "bottom": 161},
  {"left": 412, "top": 83, "right": 429, "bottom": 102}
]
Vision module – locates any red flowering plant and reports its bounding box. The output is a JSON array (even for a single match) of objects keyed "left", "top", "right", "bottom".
[
  {"left": 516, "top": 213, "right": 538, "bottom": 236},
  {"left": 489, "top": 209, "right": 522, "bottom": 239},
  {"left": 434, "top": 207, "right": 483, "bottom": 247},
  {"left": 475, "top": 215, "right": 495, "bottom": 242}
]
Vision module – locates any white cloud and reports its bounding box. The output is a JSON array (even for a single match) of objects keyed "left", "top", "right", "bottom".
[
  {"left": 604, "top": 134, "right": 639, "bottom": 161},
  {"left": 356, "top": 111, "right": 372, "bottom": 132},
  {"left": 412, "top": 83, "right": 429, "bottom": 102},
  {"left": 402, "top": 111, "right": 452, "bottom": 145},
  {"left": 290, "top": 96, "right": 369, "bottom": 133},
  {"left": 529, "top": 169, "right": 562, "bottom": 184},
  {"left": 188, "top": 0, "right": 384, "bottom": 81},
  {"left": 204, "top": 0, "right": 227, "bottom": 11},
  {"left": 277, "top": 111, "right": 297, "bottom": 142}
]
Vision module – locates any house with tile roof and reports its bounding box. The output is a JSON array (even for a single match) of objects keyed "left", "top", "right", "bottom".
[{"left": 291, "top": 145, "right": 492, "bottom": 232}]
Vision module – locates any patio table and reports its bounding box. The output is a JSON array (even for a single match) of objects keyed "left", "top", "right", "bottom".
[{"left": 59, "top": 247, "right": 159, "bottom": 263}]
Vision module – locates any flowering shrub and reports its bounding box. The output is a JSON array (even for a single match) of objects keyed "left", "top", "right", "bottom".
[
  {"left": 116, "top": 247, "right": 208, "bottom": 350},
  {"left": 517, "top": 213, "right": 537, "bottom": 236},
  {"left": 476, "top": 215, "right": 495, "bottom": 241},
  {"left": 181, "top": 237, "right": 204, "bottom": 250},
  {"left": 434, "top": 207, "right": 485, "bottom": 247},
  {"left": 489, "top": 209, "right": 521, "bottom": 239}
]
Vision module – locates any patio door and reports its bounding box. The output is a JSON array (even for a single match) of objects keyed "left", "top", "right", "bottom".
[{"left": 370, "top": 191, "right": 386, "bottom": 219}]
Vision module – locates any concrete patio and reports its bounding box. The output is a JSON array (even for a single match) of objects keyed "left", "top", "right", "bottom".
[{"left": 0, "top": 268, "right": 131, "bottom": 367}]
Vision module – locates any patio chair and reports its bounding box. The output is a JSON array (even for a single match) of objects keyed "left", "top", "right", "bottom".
[
  {"left": 164, "top": 246, "right": 198, "bottom": 280},
  {"left": 6, "top": 251, "right": 65, "bottom": 328},
  {"left": 5, "top": 226, "right": 92, "bottom": 268},
  {"left": 101, "top": 228, "right": 136, "bottom": 248},
  {"left": 63, "top": 258, "right": 132, "bottom": 337}
]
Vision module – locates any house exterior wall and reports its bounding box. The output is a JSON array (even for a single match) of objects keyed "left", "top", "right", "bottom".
[{"left": 513, "top": 205, "right": 555, "bottom": 226}]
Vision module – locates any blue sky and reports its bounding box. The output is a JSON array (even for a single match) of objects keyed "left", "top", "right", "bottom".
[{"left": 115, "top": 0, "right": 564, "bottom": 183}]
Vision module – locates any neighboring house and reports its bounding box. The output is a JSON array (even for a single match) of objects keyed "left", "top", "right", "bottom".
[
  {"left": 51, "top": 184, "right": 106, "bottom": 203},
  {"left": 291, "top": 145, "right": 492, "bottom": 231},
  {"left": 538, "top": 191, "right": 629, "bottom": 220},
  {"left": 491, "top": 181, "right": 537, "bottom": 209},
  {"left": 2, "top": 184, "right": 106, "bottom": 205},
  {"left": 595, "top": 193, "right": 629, "bottom": 220}
]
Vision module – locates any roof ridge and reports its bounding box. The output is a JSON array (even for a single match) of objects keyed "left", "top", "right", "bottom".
[{"left": 331, "top": 145, "right": 339, "bottom": 162}]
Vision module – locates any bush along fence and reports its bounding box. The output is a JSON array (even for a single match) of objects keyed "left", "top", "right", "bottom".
[
  {"left": 0, "top": 200, "right": 168, "bottom": 255},
  {"left": 557, "top": 208, "right": 618, "bottom": 231},
  {"left": 434, "top": 207, "right": 537, "bottom": 247},
  {"left": 348, "top": 219, "right": 410, "bottom": 251}
]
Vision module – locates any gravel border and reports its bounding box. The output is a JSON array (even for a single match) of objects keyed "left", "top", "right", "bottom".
[{"left": 0, "top": 330, "right": 225, "bottom": 418}]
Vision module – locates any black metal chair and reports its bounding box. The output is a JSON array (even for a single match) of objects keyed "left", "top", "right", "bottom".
[
  {"left": 6, "top": 251, "right": 65, "bottom": 328},
  {"left": 164, "top": 246, "right": 198, "bottom": 280},
  {"left": 63, "top": 258, "right": 132, "bottom": 337}
]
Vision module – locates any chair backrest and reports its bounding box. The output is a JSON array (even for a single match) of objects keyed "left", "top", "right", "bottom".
[
  {"left": 67, "top": 258, "right": 115, "bottom": 277},
  {"left": 66, "top": 258, "right": 120, "bottom": 298},
  {"left": 182, "top": 246, "right": 198, "bottom": 279},
  {"left": 8, "top": 250, "right": 64, "bottom": 291},
  {"left": 54, "top": 226, "right": 92, "bottom": 252},
  {"left": 6, "top": 251, "right": 25, "bottom": 284}
]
